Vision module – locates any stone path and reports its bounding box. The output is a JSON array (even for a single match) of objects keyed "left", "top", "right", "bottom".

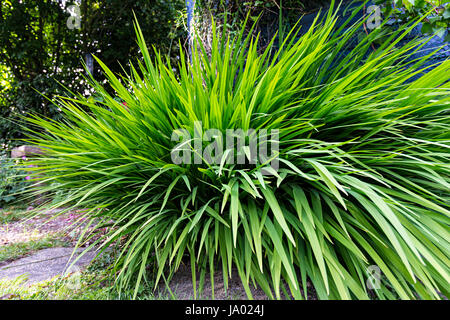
[
  {"left": 0, "top": 208, "right": 99, "bottom": 247},
  {"left": 0, "top": 247, "right": 98, "bottom": 284}
]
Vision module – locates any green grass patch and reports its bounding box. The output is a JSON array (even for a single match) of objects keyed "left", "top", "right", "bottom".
[
  {"left": 0, "top": 205, "right": 30, "bottom": 224},
  {"left": 0, "top": 237, "right": 70, "bottom": 264},
  {"left": 0, "top": 271, "right": 112, "bottom": 300}
]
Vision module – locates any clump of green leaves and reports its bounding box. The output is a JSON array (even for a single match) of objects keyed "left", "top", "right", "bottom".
[
  {"left": 0, "top": 155, "right": 30, "bottom": 205},
  {"left": 375, "top": 0, "right": 449, "bottom": 40},
  {"left": 25, "top": 3, "right": 450, "bottom": 300}
]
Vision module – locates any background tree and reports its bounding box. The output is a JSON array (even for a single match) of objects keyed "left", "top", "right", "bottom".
[{"left": 0, "top": 0, "right": 185, "bottom": 151}]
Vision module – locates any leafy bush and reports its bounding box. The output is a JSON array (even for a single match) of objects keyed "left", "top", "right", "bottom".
[
  {"left": 25, "top": 4, "right": 450, "bottom": 300},
  {"left": 375, "top": 0, "right": 449, "bottom": 40},
  {"left": 0, "top": 155, "right": 29, "bottom": 205}
]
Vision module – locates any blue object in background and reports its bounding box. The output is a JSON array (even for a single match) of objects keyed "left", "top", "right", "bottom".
[
  {"left": 290, "top": 1, "right": 449, "bottom": 80},
  {"left": 185, "top": 1, "right": 448, "bottom": 79},
  {"left": 186, "top": 0, "right": 195, "bottom": 62}
]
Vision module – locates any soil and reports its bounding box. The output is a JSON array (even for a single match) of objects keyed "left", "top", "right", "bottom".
[{"left": 157, "top": 263, "right": 317, "bottom": 300}]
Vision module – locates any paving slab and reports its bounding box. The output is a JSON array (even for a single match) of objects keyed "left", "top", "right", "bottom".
[{"left": 0, "top": 247, "right": 97, "bottom": 284}]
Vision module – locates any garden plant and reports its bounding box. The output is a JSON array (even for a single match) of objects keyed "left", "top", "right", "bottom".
[{"left": 23, "top": 3, "right": 450, "bottom": 300}]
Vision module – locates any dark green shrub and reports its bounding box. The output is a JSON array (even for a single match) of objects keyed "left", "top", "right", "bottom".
[
  {"left": 0, "top": 0, "right": 185, "bottom": 147},
  {"left": 0, "top": 154, "right": 29, "bottom": 205},
  {"left": 374, "top": 0, "right": 449, "bottom": 40}
]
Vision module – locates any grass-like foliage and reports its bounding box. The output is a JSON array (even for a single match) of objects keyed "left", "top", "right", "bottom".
[{"left": 24, "top": 4, "right": 449, "bottom": 299}]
